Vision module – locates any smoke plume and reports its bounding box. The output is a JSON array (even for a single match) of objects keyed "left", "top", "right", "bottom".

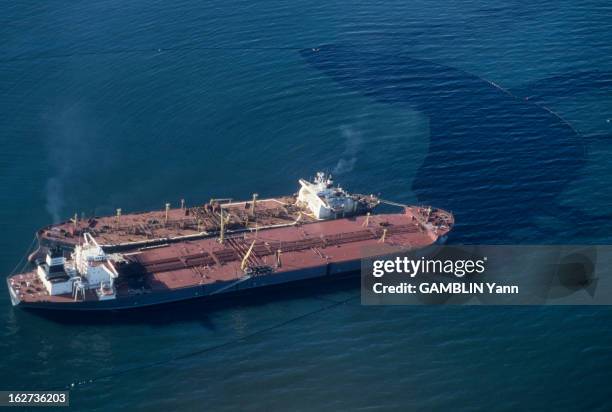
[
  {"left": 43, "top": 105, "right": 93, "bottom": 223},
  {"left": 333, "top": 126, "right": 363, "bottom": 175},
  {"left": 45, "top": 177, "right": 64, "bottom": 223}
]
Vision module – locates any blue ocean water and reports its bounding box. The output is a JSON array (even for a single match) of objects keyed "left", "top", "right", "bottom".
[{"left": 1, "top": 0, "right": 612, "bottom": 410}]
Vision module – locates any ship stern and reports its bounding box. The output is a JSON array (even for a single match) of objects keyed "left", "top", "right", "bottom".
[{"left": 6, "top": 277, "right": 22, "bottom": 307}]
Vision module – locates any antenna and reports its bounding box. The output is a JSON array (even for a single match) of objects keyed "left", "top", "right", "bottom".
[
  {"left": 116, "top": 208, "right": 122, "bottom": 229},
  {"left": 251, "top": 193, "right": 258, "bottom": 217},
  {"left": 218, "top": 206, "right": 225, "bottom": 243}
]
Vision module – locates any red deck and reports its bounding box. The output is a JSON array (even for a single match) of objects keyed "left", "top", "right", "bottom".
[
  {"left": 10, "top": 207, "right": 453, "bottom": 304},
  {"left": 37, "top": 197, "right": 315, "bottom": 248}
]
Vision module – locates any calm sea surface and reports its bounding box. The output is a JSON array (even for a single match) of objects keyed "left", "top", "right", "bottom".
[{"left": 1, "top": 1, "right": 612, "bottom": 410}]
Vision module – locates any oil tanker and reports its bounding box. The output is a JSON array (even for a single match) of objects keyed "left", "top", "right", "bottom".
[
  {"left": 7, "top": 173, "right": 453, "bottom": 311},
  {"left": 28, "top": 172, "right": 380, "bottom": 260}
]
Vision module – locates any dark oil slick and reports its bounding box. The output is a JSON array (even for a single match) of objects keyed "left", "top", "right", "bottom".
[{"left": 302, "top": 45, "right": 612, "bottom": 243}]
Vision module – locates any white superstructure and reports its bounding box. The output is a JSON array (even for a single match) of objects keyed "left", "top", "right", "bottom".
[
  {"left": 297, "top": 172, "right": 359, "bottom": 219},
  {"left": 73, "top": 233, "right": 118, "bottom": 288},
  {"left": 36, "top": 233, "right": 118, "bottom": 300}
]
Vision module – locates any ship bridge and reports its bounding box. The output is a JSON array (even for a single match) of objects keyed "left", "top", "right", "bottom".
[{"left": 297, "top": 172, "right": 359, "bottom": 219}]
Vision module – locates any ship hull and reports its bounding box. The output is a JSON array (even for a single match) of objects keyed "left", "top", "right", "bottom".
[
  {"left": 10, "top": 205, "right": 453, "bottom": 313},
  {"left": 9, "top": 260, "right": 360, "bottom": 311}
]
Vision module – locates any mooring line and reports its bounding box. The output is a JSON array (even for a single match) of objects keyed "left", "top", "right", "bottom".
[
  {"left": 0, "top": 45, "right": 308, "bottom": 64},
  {"left": 8, "top": 235, "right": 37, "bottom": 276},
  {"left": 63, "top": 293, "right": 359, "bottom": 390}
]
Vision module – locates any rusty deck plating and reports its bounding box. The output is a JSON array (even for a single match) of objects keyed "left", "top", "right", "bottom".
[
  {"left": 10, "top": 207, "right": 452, "bottom": 305},
  {"left": 35, "top": 195, "right": 379, "bottom": 253}
]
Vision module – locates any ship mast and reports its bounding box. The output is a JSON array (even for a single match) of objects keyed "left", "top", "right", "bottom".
[
  {"left": 240, "top": 239, "right": 256, "bottom": 271},
  {"left": 218, "top": 206, "right": 225, "bottom": 243}
]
